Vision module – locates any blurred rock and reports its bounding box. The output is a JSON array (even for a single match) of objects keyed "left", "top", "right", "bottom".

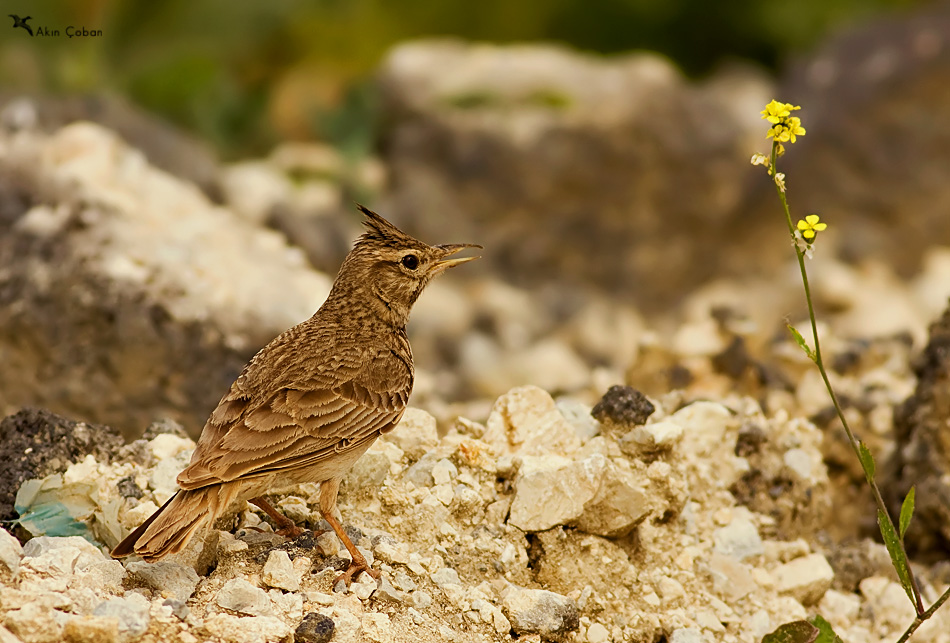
[
  {"left": 773, "top": 553, "right": 835, "bottom": 605},
  {"left": 502, "top": 585, "right": 579, "bottom": 639},
  {"left": 378, "top": 40, "right": 772, "bottom": 309},
  {"left": 0, "top": 529, "right": 21, "bottom": 576},
  {"left": 0, "top": 122, "right": 331, "bottom": 435},
  {"left": 892, "top": 302, "right": 950, "bottom": 551},
  {"left": 0, "top": 93, "right": 221, "bottom": 199}
]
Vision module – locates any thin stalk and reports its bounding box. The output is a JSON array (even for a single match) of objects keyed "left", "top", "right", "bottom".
[
  {"left": 769, "top": 143, "right": 925, "bottom": 615},
  {"left": 896, "top": 586, "right": 950, "bottom": 643}
]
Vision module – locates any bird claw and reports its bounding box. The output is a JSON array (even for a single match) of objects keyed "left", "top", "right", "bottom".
[
  {"left": 333, "top": 562, "right": 380, "bottom": 590},
  {"left": 275, "top": 524, "right": 306, "bottom": 538}
]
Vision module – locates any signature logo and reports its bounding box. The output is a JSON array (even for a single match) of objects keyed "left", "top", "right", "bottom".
[{"left": 9, "top": 14, "right": 33, "bottom": 36}]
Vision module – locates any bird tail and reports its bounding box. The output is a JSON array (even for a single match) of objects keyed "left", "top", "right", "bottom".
[{"left": 111, "top": 488, "right": 216, "bottom": 561}]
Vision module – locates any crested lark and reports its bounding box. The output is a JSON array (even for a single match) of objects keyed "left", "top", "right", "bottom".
[{"left": 112, "top": 205, "right": 479, "bottom": 584}]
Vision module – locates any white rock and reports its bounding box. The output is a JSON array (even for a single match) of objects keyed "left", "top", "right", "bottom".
[
  {"left": 774, "top": 553, "right": 834, "bottom": 605},
  {"left": 21, "top": 536, "right": 108, "bottom": 577},
  {"left": 386, "top": 408, "right": 439, "bottom": 456},
  {"left": 431, "top": 459, "right": 458, "bottom": 486},
  {"left": 431, "top": 567, "right": 461, "bottom": 587},
  {"left": 669, "top": 402, "right": 734, "bottom": 457},
  {"left": 508, "top": 455, "right": 601, "bottom": 532},
  {"left": 670, "top": 627, "right": 708, "bottom": 643},
  {"left": 148, "top": 433, "right": 194, "bottom": 460},
  {"left": 3, "top": 603, "right": 66, "bottom": 643},
  {"left": 127, "top": 560, "right": 200, "bottom": 601},
  {"left": 502, "top": 585, "right": 579, "bottom": 638},
  {"left": 62, "top": 615, "right": 121, "bottom": 643},
  {"left": 586, "top": 622, "right": 610, "bottom": 643},
  {"left": 220, "top": 161, "right": 293, "bottom": 225},
  {"left": 818, "top": 589, "right": 861, "bottom": 630},
  {"left": 623, "top": 421, "right": 684, "bottom": 452},
  {"left": 859, "top": 576, "right": 917, "bottom": 630},
  {"left": 350, "top": 574, "right": 377, "bottom": 601},
  {"left": 92, "top": 593, "right": 151, "bottom": 637},
  {"left": 203, "top": 613, "right": 292, "bottom": 643},
  {"left": 0, "top": 528, "right": 23, "bottom": 575},
  {"left": 482, "top": 385, "right": 582, "bottom": 456},
  {"left": 556, "top": 397, "right": 600, "bottom": 442},
  {"left": 261, "top": 550, "right": 300, "bottom": 591},
  {"left": 658, "top": 576, "right": 685, "bottom": 601},
  {"left": 783, "top": 448, "right": 815, "bottom": 482},
  {"left": 672, "top": 318, "right": 724, "bottom": 357},
  {"left": 411, "top": 590, "right": 433, "bottom": 609},
  {"left": 216, "top": 578, "right": 273, "bottom": 617},
  {"left": 713, "top": 518, "right": 764, "bottom": 561}
]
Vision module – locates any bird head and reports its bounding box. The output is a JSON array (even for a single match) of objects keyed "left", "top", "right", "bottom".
[{"left": 330, "top": 205, "right": 480, "bottom": 326}]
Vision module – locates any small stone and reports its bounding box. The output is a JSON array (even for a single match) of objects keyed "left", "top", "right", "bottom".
[
  {"left": 774, "top": 553, "right": 835, "bottom": 605},
  {"left": 431, "top": 459, "right": 458, "bottom": 486},
  {"left": 502, "top": 585, "right": 579, "bottom": 638},
  {"left": 403, "top": 453, "right": 438, "bottom": 487},
  {"left": 707, "top": 553, "right": 757, "bottom": 601},
  {"left": 713, "top": 518, "right": 764, "bottom": 561},
  {"left": 431, "top": 567, "right": 461, "bottom": 587},
  {"left": 216, "top": 578, "right": 273, "bottom": 616},
  {"left": 315, "top": 531, "right": 339, "bottom": 557},
  {"left": 295, "top": 612, "right": 335, "bottom": 643},
  {"left": 556, "top": 398, "right": 601, "bottom": 441},
  {"left": 657, "top": 576, "right": 685, "bottom": 601},
  {"left": 262, "top": 550, "right": 300, "bottom": 591},
  {"left": 620, "top": 421, "right": 684, "bottom": 453},
  {"left": 411, "top": 590, "right": 432, "bottom": 609},
  {"left": 163, "top": 598, "right": 190, "bottom": 620},
  {"left": 92, "top": 594, "right": 150, "bottom": 638},
  {"left": 386, "top": 408, "right": 439, "bottom": 456},
  {"left": 0, "top": 528, "right": 23, "bottom": 575},
  {"left": 345, "top": 450, "right": 390, "bottom": 489},
  {"left": 350, "top": 574, "right": 377, "bottom": 601},
  {"left": 482, "top": 385, "right": 582, "bottom": 456},
  {"left": 127, "top": 560, "right": 200, "bottom": 601},
  {"left": 586, "top": 622, "right": 609, "bottom": 643},
  {"left": 670, "top": 627, "right": 708, "bottom": 643},
  {"left": 374, "top": 575, "right": 404, "bottom": 603},
  {"left": 592, "top": 385, "right": 655, "bottom": 427},
  {"left": 63, "top": 615, "right": 121, "bottom": 643},
  {"left": 116, "top": 476, "right": 144, "bottom": 500},
  {"left": 508, "top": 454, "right": 602, "bottom": 532},
  {"left": 203, "top": 614, "right": 292, "bottom": 643},
  {"left": 783, "top": 448, "right": 815, "bottom": 482},
  {"left": 575, "top": 460, "right": 650, "bottom": 538},
  {"left": 4, "top": 603, "right": 64, "bottom": 643},
  {"left": 818, "top": 589, "right": 860, "bottom": 629}
]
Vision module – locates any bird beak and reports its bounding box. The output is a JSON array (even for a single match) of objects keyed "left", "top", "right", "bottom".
[{"left": 432, "top": 243, "right": 481, "bottom": 275}]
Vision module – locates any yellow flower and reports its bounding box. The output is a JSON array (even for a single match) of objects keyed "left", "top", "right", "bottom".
[
  {"left": 760, "top": 100, "right": 800, "bottom": 124},
  {"left": 797, "top": 214, "right": 827, "bottom": 240},
  {"left": 762, "top": 100, "right": 805, "bottom": 145}
]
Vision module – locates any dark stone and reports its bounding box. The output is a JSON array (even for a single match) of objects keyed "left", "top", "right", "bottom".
[
  {"left": 117, "top": 476, "right": 144, "bottom": 499},
  {"left": 891, "top": 302, "right": 950, "bottom": 553},
  {"left": 734, "top": 423, "right": 766, "bottom": 457},
  {"left": 591, "top": 385, "right": 655, "bottom": 427},
  {"left": 0, "top": 408, "right": 124, "bottom": 523},
  {"left": 294, "top": 612, "right": 335, "bottom": 643},
  {"left": 712, "top": 336, "right": 752, "bottom": 379}
]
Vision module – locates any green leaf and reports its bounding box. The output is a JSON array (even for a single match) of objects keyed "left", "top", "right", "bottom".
[
  {"left": 899, "top": 486, "right": 916, "bottom": 540},
  {"left": 878, "top": 509, "right": 916, "bottom": 607},
  {"left": 761, "top": 620, "right": 819, "bottom": 643},
  {"left": 787, "top": 324, "right": 816, "bottom": 362},
  {"left": 810, "top": 615, "right": 844, "bottom": 643},
  {"left": 857, "top": 442, "right": 875, "bottom": 480}
]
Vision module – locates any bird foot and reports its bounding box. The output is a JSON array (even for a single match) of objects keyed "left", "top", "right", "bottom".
[{"left": 333, "top": 561, "right": 380, "bottom": 590}]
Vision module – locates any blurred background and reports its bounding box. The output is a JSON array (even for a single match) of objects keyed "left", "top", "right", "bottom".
[{"left": 0, "top": 0, "right": 932, "bottom": 157}]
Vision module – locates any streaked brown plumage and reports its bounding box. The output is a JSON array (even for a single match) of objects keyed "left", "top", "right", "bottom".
[{"left": 112, "top": 205, "right": 479, "bottom": 583}]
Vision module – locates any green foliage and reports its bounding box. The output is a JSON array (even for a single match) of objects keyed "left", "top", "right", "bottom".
[
  {"left": 787, "top": 324, "right": 816, "bottom": 363},
  {"left": 899, "top": 486, "right": 916, "bottom": 540},
  {"left": 811, "top": 615, "right": 844, "bottom": 643},
  {"left": 858, "top": 442, "right": 876, "bottom": 479},
  {"left": 761, "top": 620, "right": 818, "bottom": 643},
  {"left": 878, "top": 508, "right": 916, "bottom": 607}
]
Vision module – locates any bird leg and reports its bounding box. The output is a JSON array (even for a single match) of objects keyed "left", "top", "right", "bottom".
[
  {"left": 248, "top": 497, "right": 305, "bottom": 538},
  {"left": 320, "top": 478, "right": 380, "bottom": 587}
]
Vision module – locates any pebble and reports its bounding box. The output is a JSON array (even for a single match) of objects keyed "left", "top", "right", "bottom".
[
  {"left": 374, "top": 575, "right": 404, "bottom": 603},
  {"left": 620, "top": 421, "right": 684, "bottom": 453},
  {"left": 203, "top": 613, "right": 292, "bottom": 643},
  {"left": 411, "top": 590, "right": 433, "bottom": 609},
  {"left": 0, "top": 530, "right": 23, "bottom": 575},
  {"left": 215, "top": 578, "right": 273, "bottom": 617},
  {"left": 295, "top": 612, "right": 335, "bottom": 643},
  {"left": 261, "top": 550, "right": 300, "bottom": 591},
  {"left": 349, "top": 574, "right": 377, "bottom": 601},
  {"left": 586, "top": 622, "right": 610, "bottom": 643},
  {"left": 773, "top": 553, "right": 835, "bottom": 605},
  {"left": 508, "top": 454, "right": 601, "bottom": 532},
  {"left": 670, "top": 627, "right": 708, "bottom": 643},
  {"left": 502, "top": 585, "right": 579, "bottom": 638},
  {"left": 386, "top": 408, "right": 440, "bottom": 456},
  {"left": 92, "top": 593, "right": 151, "bottom": 637},
  {"left": 712, "top": 518, "right": 764, "bottom": 561},
  {"left": 431, "top": 567, "right": 461, "bottom": 587},
  {"left": 127, "top": 560, "right": 200, "bottom": 601},
  {"left": 431, "top": 459, "right": 458, "bottom": 486},
  {"left": 482, "top": 386, "right": 582, "bottom": 456},
  {"left": 62, "top": 615, "right": 121, "bottom": 643}
]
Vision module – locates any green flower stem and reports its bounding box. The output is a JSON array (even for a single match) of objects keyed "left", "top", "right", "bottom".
[
  {"left": 896, "top": 586, "right": 950, "bottom": 643},
  {"left": 768, "top": 142, "right": 925, "bottom": 616}
]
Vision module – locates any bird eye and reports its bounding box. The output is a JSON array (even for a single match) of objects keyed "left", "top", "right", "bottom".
[{"left": 401, "top": 254, "right": 419, "bottom": 270}]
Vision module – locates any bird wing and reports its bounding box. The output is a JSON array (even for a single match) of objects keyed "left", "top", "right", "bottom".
[{"left": 177, "top": 348, "right": 411, "bottom": 490}]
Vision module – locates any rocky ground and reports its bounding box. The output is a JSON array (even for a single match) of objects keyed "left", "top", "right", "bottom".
[{"left": 3, "top": 10, "right": 950, "bottom": 643}]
